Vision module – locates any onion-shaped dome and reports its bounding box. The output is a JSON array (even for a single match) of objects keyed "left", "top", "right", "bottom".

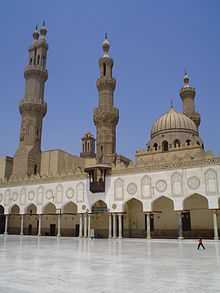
[{"left": 151, "top": 107, "right": 198, "bottom": 138}]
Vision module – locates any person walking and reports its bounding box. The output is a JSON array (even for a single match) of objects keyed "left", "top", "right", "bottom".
[{"left": 197, "top": 238, "right": 205, "bottom": 250}]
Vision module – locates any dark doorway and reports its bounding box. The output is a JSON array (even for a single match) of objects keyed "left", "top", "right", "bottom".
[
  {"left": 28, "top": 224, "right": 32, "bottom": 235},
  {"left": 75, "top": 224, "right": 79, "bottom": 237},
  {"left": 182, "top": 212, "right": 191, "bottom": 231},
  {"left": 0, "top": 206, "right": 5, "bottom": 234},
  {"left": 50, "top": 224, "right": 56, "bottom": 236}
]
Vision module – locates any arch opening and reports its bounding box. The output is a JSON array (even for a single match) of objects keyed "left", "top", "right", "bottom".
[
  {"left": 183, "top": 194, "right": 213, "bottom": 239},
  {"left": 91, "top": 200, "right": 108, "bottom": 238},
  {"left": 124, "top": 198, "right": 145, "bottom": 238},
  {"left": 61, "top": 202, "right": 79, "bottom": 237},
  {"left": 0, "top": 205, "right": 5, "bottom": 234},
  {"left": 42, "top": 203, "right": 57, "bottom": 236},
  {"left": 151, "top": 196, "right": 177, "bottom": 238}
]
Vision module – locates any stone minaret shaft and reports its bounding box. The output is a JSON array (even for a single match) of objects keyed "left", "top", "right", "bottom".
[
  {"left": 93, "top": 35, "right": 119, "bottom": 165},
  {"left": 12, "top": 24, "right": 48, "bottom": 177},
  {"left": 180, "top": 73, "right": 200, "bottom": 128}
]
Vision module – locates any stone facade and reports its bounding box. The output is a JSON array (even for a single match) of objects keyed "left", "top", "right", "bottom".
[{"left": 0, "top": 27, "right": 219, "bottom": 240}]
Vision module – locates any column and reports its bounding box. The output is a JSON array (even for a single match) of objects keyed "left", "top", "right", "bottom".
[
  {"left": 146, "top": 213, "right": 151, "bottom": 240},
  {"left": 57, "top": 213, "right": 61, "bottom": 237},
  {"left": 108, "top": 213, "right": 112, "bottom": 238},
  {"left": 79, "top": 214, "right": 83, "bottom": 238},
  {"left": 20, "top": 214, "right": 24, "bottom": 235},
  {"left": 4, "top": 214, "right": 8, "bottom": 235},
  {"left": 213, "top": 210, "right": 219, "bottom": 240},
  {"left": 113, "top": 213, "right": 117, "bottom": 238},
  {"left": 38, "top": 214, "right": 41, "bottom": 236},
  {"left": 84, "top": 213, "right": 87, "bottom": 238},
  {"left": 177, "top": 211, "right": 183, "bottom": 240},
  {"left": 118, "top": 214, "right": 122, "bottom": 239},
  {"left": 88, "top": 214, "right": 91, "bottom": 238}
]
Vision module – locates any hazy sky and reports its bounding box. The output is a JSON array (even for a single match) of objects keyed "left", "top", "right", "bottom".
[{"left": 0, "top": 0, "right": 220, "bottom": 159}]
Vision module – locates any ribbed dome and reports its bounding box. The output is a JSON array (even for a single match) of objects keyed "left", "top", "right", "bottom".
[{"left": 151, "top": 107, "right": 197, "bottom": 138}]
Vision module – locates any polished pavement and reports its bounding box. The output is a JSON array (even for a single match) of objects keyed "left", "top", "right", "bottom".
[{"left": 0, "top": 235, "right": 219, "bottom": 293}]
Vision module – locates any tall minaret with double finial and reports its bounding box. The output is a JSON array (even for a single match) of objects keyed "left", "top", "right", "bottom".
[
  {"left": 12, "top": 23, "right": 48, "bottom": 177},
  {"left": 93, "top": 34, "right": 119, "bottom": 165},
  {"left": 179, "top": 72, "right": 201, "bottom": 129}
]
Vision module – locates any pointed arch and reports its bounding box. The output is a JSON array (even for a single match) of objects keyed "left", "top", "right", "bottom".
[
  {"left": 151, "top": 196, "right": 174, "bottom": 211},
  {"left": 43, "top": 202, "right": 56, "bottom": 214},
  {"left": 0, "top": 205, "right": 5, "bottom": 234},
  {"left": 92, "top": 200, "right": 108, "bottom": 213},
  {"left": 124, "top": 198, "right": 145, "bottom": 238},
  {"left": 25, "top": 203, "right": 37, "bottom": 214},
  {"left": 10, "top": 204, "right": 20, "bottom": 214},
  {"left": 183, "top": 193, "right": 208, "bottom": 210},
  {"left": 62, "top": 201, "right": 77, "bottom": 214}
]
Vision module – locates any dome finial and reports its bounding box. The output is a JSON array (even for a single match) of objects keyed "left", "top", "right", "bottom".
[{"left": 102, "top": 33, "right": 110, "bottom": 57}]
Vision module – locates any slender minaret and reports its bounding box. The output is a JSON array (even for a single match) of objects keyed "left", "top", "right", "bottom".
[
  {"left": 179, "top": 72, "right": 200, "bottom": 128},
  {"left": 93, "top": 34, "right": 119, "bottom": 165},
  {"left": 12, "top": 23, "right": 48, "bottom": 177}
]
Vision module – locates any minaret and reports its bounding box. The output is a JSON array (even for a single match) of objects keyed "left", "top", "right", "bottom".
[
  {"left": 12, "top": 23, "right": 48, "bottom": 177},
  {"left": 179, "top": 72, "right": 201, "bottom": 128},
  {"left": 93, "top": 34, "right": 119, "bottom": 165}
]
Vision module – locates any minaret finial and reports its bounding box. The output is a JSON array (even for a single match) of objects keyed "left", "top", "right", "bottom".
[
  {"left": 102, "top": 33, "right": 110, "bottom": 57},
  {"left": 33, "top": 24, "right": 39, "bottom": 41},
  {"left": 183, "top": 70, "right": 190, "bottom": 88},
  {"left": 40, "top": 21, "right": 48, "bottom": 39}
]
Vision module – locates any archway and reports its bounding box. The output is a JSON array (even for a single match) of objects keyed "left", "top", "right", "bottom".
[
  {"left": 8, "top": 204, "right": 21, "bottom": 235},
  {"left": 62, "top": 202, "right": 79, "bottom": 237},
  {"left": 0, "top": 205, "right": 5, "bottom": 234},
  {"left": 24, "top": 204, "right": 38, "bottom": 235},
  {"left": 42, "top": 203, "right": 57, "bottom": 236},
  {"left": 151, "top": 196, "right": 178, "bottom": 238},
  {"left": 183, "top": 194, "right": 213, "bottom": 238},
  {"left": 124, "top": 198, "right": 145, "bottom": 238},
  {"left": 91, "top": 200, "right": 108, "bottom": 238}
]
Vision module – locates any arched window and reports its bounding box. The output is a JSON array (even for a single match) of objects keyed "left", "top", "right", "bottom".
[
  {"left": 37, "top": 55, "right": 40, "bottom": 65},
  {"left": 103, "top": 63, "right": 106, "bottom": 76},
  {"left": 34, "top": 164, "right": 37, "bottom": 175},
  {"left": 29, "top": 58, "right": 33, "bottom": 65},
  {"left": 186, "top": 139, "right": 191, "bottom": 146},
  {"left": 197, "top": 141, "right": 201, "bottom": 146},
  {"left": 162, "top": 140, "right": 169, "bottom": 152},
  {"left": 153, "top": 143, "right": 158, "bottom": 151},
  {"left": 174, "top": 139, "right": 181, "bottom": 148}
]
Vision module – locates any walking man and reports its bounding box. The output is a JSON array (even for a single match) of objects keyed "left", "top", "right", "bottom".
[{"left": 197, "top": 238, "right": 205, "bottom": 250}]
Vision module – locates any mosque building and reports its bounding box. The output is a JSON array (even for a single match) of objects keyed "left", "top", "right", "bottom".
[{"left": 0, "top": 24, "right": 219, "bottom": 240}]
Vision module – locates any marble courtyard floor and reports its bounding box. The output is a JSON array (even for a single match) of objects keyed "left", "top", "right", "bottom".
[{"left": 0, "top": 236, "right": 220, "bottom": 293}]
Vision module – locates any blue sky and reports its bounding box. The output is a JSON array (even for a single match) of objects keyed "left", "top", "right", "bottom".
[{"left": 0, "top": 0, "right": 220, "bottom": 159}]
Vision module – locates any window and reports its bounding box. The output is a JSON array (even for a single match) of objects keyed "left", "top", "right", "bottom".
[
  {"left": 153, "top": 143, "right": 158, "bottom": 151},
  {"left": 29, "top": 58, "right": 33, "bottom": 65},
  {"left": 174, "top": 139, "right": 181, "bottom": 148},
  {"left": 197, "top": 141, "right": 201, "bottom": 146},
  {"left": 103, "top": 63, "right": 106, "bottom": 76},
  {"left": 37, "top": 55, "right": 40, "bottom": 65},
  {"left": 34, "top": 164, "right": 37, "bottom": 175},
  {"left": 186, "top": 139, "right": 191, "bottom": 146},
  {"left": 162, "top": 140, "right": 169, "bottom": 152}
]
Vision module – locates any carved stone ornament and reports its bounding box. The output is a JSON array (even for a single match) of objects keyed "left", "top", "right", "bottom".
[
  {"left": 127, "top": 183, "right": 137, "bottom": 195},
  {"left": 155, "top": 180, "right": 167, "bottom": 193},
  {"left": 65, "top": 188, "right": 74, "bottom": 199},
  {"left": 112, "top": 203, "right": 117, "bottom": 209},
  {"left": 82, "top": 204, "right": 86, "bottom": 210},
  {"left": 28, "top": 191, "right": 35, "bottom": 201},
  {"left": 46, "top": 189, "right": 54, "bottom": 200},
  {"left": 187, "top": 176, "right": 200, "bottom": 190},
  {"left": 12, "top": 192, "right": 19, "bottom": 201}
]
